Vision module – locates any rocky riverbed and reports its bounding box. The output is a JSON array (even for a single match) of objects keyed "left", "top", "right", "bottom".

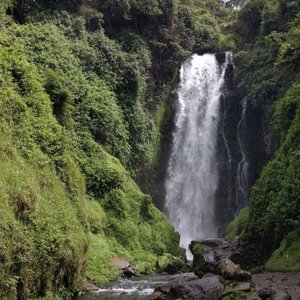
[
  {"left": 251, "top": 272, "right": 300, "bottom": 300},
  {"left": 78, "top": 239, "right": 300, "bottom": 300},
  {"left": 151, "top": 238, "right": 298, "bottom": 299}
]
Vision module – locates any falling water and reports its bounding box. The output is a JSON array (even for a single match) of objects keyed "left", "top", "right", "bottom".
[
  {"left": 165, "top": 53, "right": 230, "bottom": 256},
  {"left": 235, "top": 97, "right": 249, "bottom": 213}
]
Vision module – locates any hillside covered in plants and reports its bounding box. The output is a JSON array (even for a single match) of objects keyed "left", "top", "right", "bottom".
[
  {"left": 0, "top": 0, "right": 229, "bottom": 298},
  {"left": 226, "top": 0, "right": 300, "bottom": 271},
  {"left": 0, "top": 0, "right": 299, "bottom": 299}
]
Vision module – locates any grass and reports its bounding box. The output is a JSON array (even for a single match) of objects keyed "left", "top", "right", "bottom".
[
  {"left": 0, "top": 137, "right": 87, "bottom": 298},
  {"left": 0, "top": 2, "right": 229, "bottom": 297},
  {"left": 265, "top": 229, "right": 300, "bottom": 272},
  {"left": 225, "top": 207, "right": 249, "bottom": 241}
]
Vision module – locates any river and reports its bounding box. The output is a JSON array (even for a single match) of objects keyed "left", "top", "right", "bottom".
[{"left": 76, "top": 273, "right": 192, "bottom": 300}]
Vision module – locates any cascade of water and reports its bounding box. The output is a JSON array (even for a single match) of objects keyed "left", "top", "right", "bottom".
[
  {"left": 165, "top": 53, "right": 231, "bottom": 257},
  {"left": 235, "top": 97, "right": 249, "bottom": 213}
]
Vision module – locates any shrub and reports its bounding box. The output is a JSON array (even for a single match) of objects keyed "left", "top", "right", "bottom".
[{"left": 225, "top": 207, "right": 249, "bottom": 241}]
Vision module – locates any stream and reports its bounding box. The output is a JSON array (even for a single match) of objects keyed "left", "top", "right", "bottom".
[{"left": 76, "top": 273, "right": 192, "bottom": 300}]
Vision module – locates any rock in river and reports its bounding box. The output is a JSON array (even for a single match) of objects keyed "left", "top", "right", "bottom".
[
  {"left": 218, "top": 258, "right": 251, "bottom": 281},
  {"left": 151, "top": 274, "right": 223, "bottom": 300}
]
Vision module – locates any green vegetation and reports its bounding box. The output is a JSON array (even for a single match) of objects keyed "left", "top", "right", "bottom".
[
  {"left": 0, "top": 0, "right": 299, "bottom": 297},
  {"left": 245, "top": 82, "right": 300, "bottom": 240},
  {"left": 189, "top": 242, "right": 206, "bottom": 271},
  {"left": 225, "top": 207, "right": 249, "bottom": 241},
  {"left": 190, "top": 242, "right": 205, "bottom": 256},
  {"left": 156, "top": 253, "right": 185, "bottom": 273},
  {"left": 0, "top": 0, "right": 231, "bottom": 298},
  {"left": 227, "top": 0, "right": 300, "bottom": 267},
  {"left": 265, "top": 229, "right": 300, "bottom": 272}
]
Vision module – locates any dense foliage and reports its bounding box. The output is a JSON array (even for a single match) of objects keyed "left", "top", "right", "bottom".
[
  {"left": 1, "top": 0, "right": 299, "bottom": 296},
  {"left": 0, "top": 0, "right": 230, "bottom": 298},
  {"left": 227, "top": 0, "right": 300, "bottom": 268}
]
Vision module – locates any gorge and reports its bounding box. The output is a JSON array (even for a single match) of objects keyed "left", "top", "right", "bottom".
[{"left": 0, "top": 0, "right": 299, "bottom": 299}]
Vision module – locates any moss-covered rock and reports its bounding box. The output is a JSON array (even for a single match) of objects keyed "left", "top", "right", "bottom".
[
  {"left": 156, "top": 253, "right": 186, "bottom": 274},
  {"left": 189, "top": 241, "right": 206, "bottom": 272},
  {"left": 225, "top": 207, "right": 249, "bottom": 241},
  {"left": 265, "top": 229, "right": 300, "bottom": 272}
]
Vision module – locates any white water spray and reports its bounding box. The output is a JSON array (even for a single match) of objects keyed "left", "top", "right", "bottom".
[{"left": 165, "top": 53, "right": 231, "bottom": 257}]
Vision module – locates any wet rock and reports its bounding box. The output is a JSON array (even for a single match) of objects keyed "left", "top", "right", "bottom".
[
  {"left": 190, "top": 239, "right": 240, "bottom": 274},
  {"left": 189, "top": 240, "right": 211, "bottom": 273},
  {"left": 258, "top": 288, "right": 274, "bottom": 299},
  {"left": 195, "top": 269, "right": 205, "bottom": 278},
  {"left": 252, "top": 272, "right": 300, "bottom": 299},
  {"left": 179, "top": 247, "right": 188, "bottom": 262},
  {"left": 152, "top": 276, "right": 190, "bottom": 299},
  {"left": 215, "top": 52, "right": 226, "bottom": 64},
  {"left": 181, "top": 262, "right": 192, "bottom": 273},
  {"left": 165, "top": 264, "right": 178, "bottom": 275},
  {"left": 203, "top": 273, "right": 217, "bottom": 278},
  {"left": 218, "top": 258, "right": 251, "bottom": 281},
  {"left": 152, "top": 275, "right": 223, "bottom": 300},
  {"left": 151, "top": 290, "right": 167, "bottom": 300},
  {"left": 224, "top": 63, "right": 234, "bottom": 89},
  {"left": 191, "top": 239, "right": 224, "bottom": 248},
  {"left": 157, "top": 254, "right": 186, "bottom": 275},
  {"left": 258, "top": 288, "right": 292, "bottom": 300},
  {"left": 123, "top": 266, "right": 140, "bottom": 278}
]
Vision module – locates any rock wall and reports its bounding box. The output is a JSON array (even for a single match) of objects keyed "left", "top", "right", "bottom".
[{"left": 214, "top": 54, "right": 261, "bottom": 234}]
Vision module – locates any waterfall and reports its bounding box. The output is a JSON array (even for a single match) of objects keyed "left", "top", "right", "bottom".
[
  {"left": 235, "top": 97, "right": 249, "bottom": 213},
  {"left": 165, "top": 53, "right": 231, "bottom": 257}
]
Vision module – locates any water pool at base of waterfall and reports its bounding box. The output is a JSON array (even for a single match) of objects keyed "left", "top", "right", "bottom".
[{"left": 76, "top": 273, "right": 193, "bottom": 300}]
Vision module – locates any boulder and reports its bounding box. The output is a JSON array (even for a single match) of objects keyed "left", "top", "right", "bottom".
[
  {"left": 190, "top": 239, "right": 240, "bottom": 274},
  {"left": 151, "top": 290, "right": 167, "bottom": 300},
  {"left": 179, "top": 247, "right": 188, "bottom": 262},
  {"left": 194, "top": 269, "right": 205, "bottom": 278},
  {"left": 123, "top": 266, "right": 140, "bottom": 278},
  {"left": 152, "top": 275, "right": 223, "bottom": 300},
  {"left": 258, "top": 288, "right": 276, "bottom": 299},
  {"left": 258, "top": 288, "right": 291, "bottom": 300},
  {"left": 156, "top": 254, "right": 186, "bottom": 275},
  {"left": 152, "top": 276, "right": 192, "bottom": 299},
  {"left": 191, "top": 239, "right": 224, "bottom": 249},
  {"left": 274, "top": 291, "right": 291, "bottom": 300},
  {"left": 218, "top": 258, "right": 251, "bottom": 281},
  {"left": 189, "top": 241, "right": 208, "bottom": 273},
  {"left": 110, "top": 256, "right": 139, "bottom": 278}
]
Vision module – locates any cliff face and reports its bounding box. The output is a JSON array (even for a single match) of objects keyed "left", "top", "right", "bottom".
[
  {"left": 212, "top": 52, "right": 267, "bottom": 234},
  {"left": 224, "top": 0, "right": 300, "bottom": 269}
]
